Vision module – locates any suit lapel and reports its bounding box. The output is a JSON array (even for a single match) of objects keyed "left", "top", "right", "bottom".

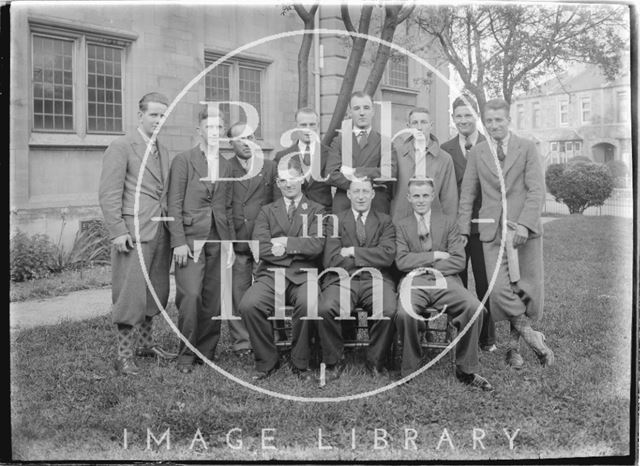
[
  {"left": 230, "top": 156, "right": 250, "bottom": 190},
  {"left": 502, "top": 135, "right": 523, "bottom": 177},
  {"left": 364, "top": 210, "right": 379, "bottom": 247},
  {"left": 429, "top": 210, "right": 444, "bottom": 251},
  {"left": 404, "top": 216, "right": 422, "bottom": 252},
  {"left": 273, "top": 198, "right": 291, "bottom": 234},
  {"left": 342, "top": 210, "right": 358, "bottom": 246},
  {"left": 190, "top": 149, "right": 213, "bottom": 194},
  {"left": 131, "top": 132, "right": 163, "bottom": 183},
  {"left": 288, "top": 196, "right": 310, "bottom": 237},
  {"left": 479, "top": 142, "right": 499, "bottom": 177},
  {"left": 245, "top": 167, "right": 263, "bottom": 200}
]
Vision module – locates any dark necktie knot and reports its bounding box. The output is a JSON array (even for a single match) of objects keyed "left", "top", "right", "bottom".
[{"left": 464, "top": 142, "right": 472, "bottom": 152}]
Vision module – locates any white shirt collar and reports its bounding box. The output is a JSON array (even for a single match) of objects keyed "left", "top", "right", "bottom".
[
  {"left": 284, "top": 194, "right": 303, "bottom": 209},
  {"left": 137, "top": 127, "right": 156, "bottom": 147},
  {"left": 352, "top": 126, "right": 372, "bottom": 136},
  {"left": 414, "top": 209, "right": 431, "bottom": 228},
  {"left": 490, "top": 132, "right": 510, "bottom": 153},
  {"left": 352, "top": 208, "right": 370, "bottom": 223}
]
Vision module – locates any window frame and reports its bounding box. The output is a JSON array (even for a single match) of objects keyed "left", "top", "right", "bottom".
[
  {"left": 516, "top": 103, "right": 525, "bottom": 129},
  {"left": 617, "top": 90, "right": 629, "bottom": 123},
  {"left": 532, "top": 101, "right": 541, "bottom": 129},
  {"left": 28, "top": 16, "right": 136, "bottom": 141},
  {"left": 559, "top": 99, "right": 569, "bottom": 126},
  {"left": 580, "top": 95, "right": 591, "bottom": 124},
  {"left": 384, "top": 54, "right": 410, "bottom": 89},
  {"left": 204, "top": 51, "right": 271, "bottom": 140}
]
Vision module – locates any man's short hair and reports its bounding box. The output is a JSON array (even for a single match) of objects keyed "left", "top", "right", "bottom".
[
  {"left": 226, "top": 121, "right": 248, "bottom": 138},
  {"left": 349, "top": 91, "right": 373, "bottom": 105},
  {"left": 198, "top": 106, "right": 225, "bottom": 124},
  {"left": 408, "top": 107, "right": 431, "bottom": 121},
  {"left": 294, "top": 107, "right": 318, "bottom": 121},
  {"left": 349, "top": 176, "right": 374, "bottom": 190},
  {"left": 452, "top": 95, "right": 478, "bottom": 113},
  {"left": 407, "top": 178, "right": 435, "bottom": 191},
  {"left": 138, "top": 92, "right": 169, "bottom": 112},
  {"left": 484, "top": 98, "right": 510, "bottom": 115}
]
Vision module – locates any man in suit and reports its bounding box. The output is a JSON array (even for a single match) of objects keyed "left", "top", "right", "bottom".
[
  {"left": 326, "top": 91, "right": 398, "bottom": 214},
  {"left": 239, "top": 165, "right": 325, "bottom": 381},
  {"left": 458, "top": 98, "right": 554, "bottom": 369},
  {"left": 317, "top": 177, "right": 397, "bottom": 380},
  {"left": 394, "top": 179, "right": 492, "bottom": 391},
  {"left": 228, "top": 121, "right": 279, "bottom": 356},
  {"left": 274, "top": 108, "right": 332, "bottom": 212},
  {"left": 441, "top": 96, "right": 496, "bottom": 353},
  {"left": 391, "top": 107, "right": 458, "bottom": 223},
  {"left": 99, "top": 92, "right": 176, "bottom": 376},
  {"left": 167, "top": 107, "right": 235, "bottom": 373}
]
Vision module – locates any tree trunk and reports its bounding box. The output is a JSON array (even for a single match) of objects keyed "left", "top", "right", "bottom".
[
  {"left": 297, "top": 28, "right": 314, "bottom": 108},
  {"left": 363, "top": 8, "right": 399, "bottom": 96},
  {"left": 321, "top": 6, "right": 373, "bottom": 147}
]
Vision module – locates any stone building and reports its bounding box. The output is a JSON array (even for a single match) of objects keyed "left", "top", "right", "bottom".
[
  {"left": 10, "top": 3, "right": 449, "bottom": 248},
  {"left": 510, "top": 61, "right": 632, "bottom": 173}
]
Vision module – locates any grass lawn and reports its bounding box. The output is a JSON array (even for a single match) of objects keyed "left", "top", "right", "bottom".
[
  {"left": 10, "top": 265, "right": 111, "bottom": 302},
  {"left": 10, "top": 215, "right": 633, "bottom": 461}
]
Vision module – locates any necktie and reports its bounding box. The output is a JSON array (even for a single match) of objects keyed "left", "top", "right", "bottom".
[
  {"left": 302, "top": 143, "right": 311, "bottom": 167},
  {"left": 356, "top": 213, "right": 366, "bottom": 246},
  {"left": 464, "top": 137, "right": 472, "bottom": 155},
  {"left": 417, "top": 215, "right": 432, "bottom": 252},
  {"left": 497, "top": 141, "right": 506, "bottom": 163},
  {"left": 287, "top": 201, "right": 296, "bottom": 223},
  {"left": 151, "top": 144, "right": 163, "bottom": 182},
  {"left": 357, "top": 130, "right": 368, "bottom": 149}
]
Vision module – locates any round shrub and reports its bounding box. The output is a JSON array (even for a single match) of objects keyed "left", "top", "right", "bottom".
[
  {"left": 567, "top": 155, "right": 593, "bottom": 165},
  {"left": 605, "top": 160, "right": 629, "bottom": 188},
  {"left": 10, "top": 230, "right": 59, "bottom": 282},
  {"left": 545, "top": 162, "right": 614, "bottom": 214}
]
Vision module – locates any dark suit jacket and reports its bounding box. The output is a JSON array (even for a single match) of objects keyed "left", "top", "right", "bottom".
[
  {"left": 326, "top": 130, "right": 398, "bottom": 193},
  {"left": 394, "top": 209, "right": 465, "bottom": 278},
  {"left": 99, "top": 130, "right": 170, "bottom": 242},
  {"left": 252, "top": 196, "right": 325, "bottom": 285},
  {"left": 167, "top": 146, "right": 235, "bottom": 249},
  {"left": 457, "top": 133, "right": 544, "bottom": 243},
  {"left": 274, "top": 142, "right": 333, "bottom": 209},
  {"left": 230, "top": 156, "right": 279, "bottom": 254},
  {"left": 322, "top": 208, "right": 396, "bottom": 287},
  {"left": 441, "top": 132, "right": 486, "bottom": 235}
]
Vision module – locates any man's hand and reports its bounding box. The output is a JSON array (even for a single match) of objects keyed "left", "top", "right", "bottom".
[
  {"left": 271, "top": 243, "right": 286, "bottom": 257},
  {"left": 340, "top": 247, "right": 355, "bottom": 258},
  {"left": 112, "top": 234, "right": 133, "bottom": 253},
  {"left": 433, "top": 251, "right": 451, "bottom": 261},
  {"left": 460, "top": 235, "right": 468, "bottom": 247},
  {"left": 173, "top": 244, "right": 193, "bottom": 267},
  {"left": 512, "top": 224, "right": 529, "bottom": 248}
]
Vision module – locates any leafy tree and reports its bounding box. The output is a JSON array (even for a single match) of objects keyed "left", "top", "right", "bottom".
[
  {"left": 413, "top": 4, "right": 628, "bottom": 114},
  {"left": 546, "top": 162, "right": 614, "bottom": 214}
]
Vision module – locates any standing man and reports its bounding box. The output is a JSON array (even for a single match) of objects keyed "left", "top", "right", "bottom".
[
  {"left": 326, "top": 91, "right": 398, "bottom": 214},
  {"left": 391, "top": 107, "right": 458, "bottom": 223},
  {"left": 441, "top": 96, "right": 495, "bottom": 352},
  {"left": 394, "top": 179, "right": 492, "bottom": 391},
  {"left": 458, "top": 98, "right": 554, "bottom": 369},
  {"left": 274, "top": 107, "right": 332, "bottom": 212},
  {"left": 239, "top": 165, "right": 325, "bottom": 381},
  {"left": 318, "top": 177, "right": 397, "bottom": 380},
  {"left": 99, "top": 92, "right": 176, "bottom": 376},
  {"left": 228, "top": 121, "right": 279, "bottom": 356},
  {"left": 167, "top": 107, "right": 235, "bottom": 373}
]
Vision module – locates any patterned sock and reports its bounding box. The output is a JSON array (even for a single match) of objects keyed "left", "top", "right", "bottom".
[
  {"left": 138, "top": 317, "right": 154, "bottom": 348},
  {"left": 508, "top": 321, "right": 521, "bottom": 352},
  {"left": 510, "top": 314, "right": 537, "bottom": 343},
  {"left": 116, "top": 324, "right": 135, "bottom": 358}
]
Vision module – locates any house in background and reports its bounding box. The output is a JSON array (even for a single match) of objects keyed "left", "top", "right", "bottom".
[
  {"left": 10, "top": 4, "right": 449, "bottom": 249},
  {"left": 510, "top": 60, "right": 631, "bottom": 175}
]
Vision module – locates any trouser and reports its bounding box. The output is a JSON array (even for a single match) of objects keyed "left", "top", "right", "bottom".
[
  {"left": 229, "top": 252, "right": 253, "bottom": 351},
  {"left": 459, "top": 232, "right": 495, "bottom": 346},
  {"left": 240, "top": 276, "right": 312, "bottom": 372},
  {"left": 318, "top": 278, "right": 397, "bottom": 369},
  {"left": 394, "top": 276, "right": 483, "bottom": 377}
]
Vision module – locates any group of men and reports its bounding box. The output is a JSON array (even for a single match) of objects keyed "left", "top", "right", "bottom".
[{"left": 98, "top": 89, "right": 554, "bottom": 393}]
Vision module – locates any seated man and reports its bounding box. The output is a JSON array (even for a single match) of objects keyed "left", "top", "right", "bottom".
[
  {"left": 394, "top": 179, "right": 493, "bottom": 391},
  {"left": 239, "top": 165, "right": 325, "bottom": 381},
  {"left": 318, "top": 177, "right": 397, "bottom": 380}
]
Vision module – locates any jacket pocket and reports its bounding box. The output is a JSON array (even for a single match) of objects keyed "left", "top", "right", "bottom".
[{"left": 183, "top": 216, "right": 193, "bottom": 226}]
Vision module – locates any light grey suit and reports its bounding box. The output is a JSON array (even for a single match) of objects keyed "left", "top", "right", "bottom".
[
  {"left": 457, "top": 132, "right": 545, "bottom": 322},
  {"left": 98, "top": 130, "right": 171, "bottom": 327}
]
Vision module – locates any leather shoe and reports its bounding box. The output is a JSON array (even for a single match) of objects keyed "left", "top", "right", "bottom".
[
  {"left": 526, "top": 331, "right": 555, "bottom": 367},
  {"left": 481, "top": 344, "right": 497, "bottom": 352},
  {"left": 136, "top": 345, "right": 178, "bottom": 360},
  {"left": 506, "top": 349, "right": 525, "bottom": 370},
  {"left": 251, "top": 361, "right": 280, "bottom": 381},
  {"left": 292, "top": 366, "right": 313, "bottom": 381},
  {"left": 365, "top": 362, "right": 388, "bottom": 378},
  {"left": 114, "top": 357, "right": 139, "bottom": 376},
  {"left": 455, "top": 368, "right": 494, "bottom": 392}
]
